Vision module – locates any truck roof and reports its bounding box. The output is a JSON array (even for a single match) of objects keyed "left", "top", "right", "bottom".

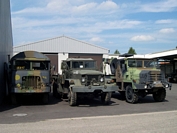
[{"left": 11, "top": 51, "right": 50, "bottom": 61}]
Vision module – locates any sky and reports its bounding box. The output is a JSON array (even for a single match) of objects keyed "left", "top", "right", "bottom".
[{"left": 10, "top": 0, "right": 177, "bottom": 54}]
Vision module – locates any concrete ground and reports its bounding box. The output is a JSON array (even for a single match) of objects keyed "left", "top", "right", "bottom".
[{"left": 0, "top": 110, "right": 177, "bottom": 133}]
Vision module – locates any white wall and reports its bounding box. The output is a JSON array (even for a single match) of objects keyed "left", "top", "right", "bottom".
[{"left": 0, "top": 0, "right": 13, "bottom": 103}]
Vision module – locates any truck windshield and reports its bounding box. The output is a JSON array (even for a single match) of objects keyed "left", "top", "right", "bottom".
[
  {"left": 84, "top": 61, "right": 95, "bottom": 68},
  {"left": 14, "top": 60, "right": 49, "bottom": 70},
  {"left": 144, "top": 60, "right": 158, "bottom": 68},
  {"left": 32, "top": 61, "right": 49, "bottom": 70},
  {"left": 72, "top": 61, "right": 96, "bottom": 69},
  {"left": 128, "top": 59, "right": 158, "bottom": 68},
  {"left": 128, "top": 60, "right": 142, "bottom": 67}
]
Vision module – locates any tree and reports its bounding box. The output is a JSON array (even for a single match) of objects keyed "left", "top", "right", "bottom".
[
  {"left": 114, "top": 49, "right": 120, "bottom": 54},
  {"left": 128, "top": 47, "right": 136, "bottom": 55}
]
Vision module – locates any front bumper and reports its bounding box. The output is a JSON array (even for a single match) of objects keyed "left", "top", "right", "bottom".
[
  {"left": 134, "top": 82, "right": 171, "bottom": 90},
  {"left": 70, "top": 84, "right": 118, "bottom": 93},
  {"left": 11, "top": 86, "right": 51, "bottom": 93}
]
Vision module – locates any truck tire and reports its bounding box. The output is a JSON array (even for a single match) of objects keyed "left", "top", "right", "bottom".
[
  {"left": 53, "top": 83, "right": 60, "bottom": 98},
  {"left": 153, "top": 88, "right": 166, "bottom": 102},
  {"left": 43, "top": 93, "right": 49, "bottom": 104},
  {"left": 101, "top": 92, "right": 112, "bottom": 105},
  {"left": 11, "top": 94, "right": 17, "bottom": 104},
  {"left": 125, "top": 86, "right": 138, "bottom": 103},
  {"left": 68, "top": 91, "right": 77, "bottom": 106}
]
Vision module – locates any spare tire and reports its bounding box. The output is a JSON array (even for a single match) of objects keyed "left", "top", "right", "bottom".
[{"left": 110, "top": 58, "right": 118, "bottom": 75}]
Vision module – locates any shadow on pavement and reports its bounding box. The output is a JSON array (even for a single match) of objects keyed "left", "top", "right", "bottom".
[
  {"left": 111, "top": 92, "right": 169, "bottom": 104},
  {"left": 138, "top": 96, "right": 169, "bottom": 104},
  {"left": 74, "top": 97, "right": 118, "bottom": 107},
  {"left": 0, "top": 93, "right": 62, "bottom": 112}
]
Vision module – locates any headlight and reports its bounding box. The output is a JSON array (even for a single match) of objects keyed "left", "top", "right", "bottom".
[
  {"left": 81, "top": 77, "right": 85, "bottom": 83},
  {"left": 165, "top": 84, "right": 169, "bottom": 88},
  {"left": 16, "top": 83, "right": 21, "bottom": 89},
  {"left": 144, "top": 85, "right": 148, "bottom": 89},
  {"left": 16, "top": 83, "right": 21, "bottom": 87},
  {"left": 100, "top": 77, "right": 104, "bottom": 82}
]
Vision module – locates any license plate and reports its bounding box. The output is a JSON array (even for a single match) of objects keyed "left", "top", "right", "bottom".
[{"left": 93, "top": 83, "right": 100, "bottom": 86}]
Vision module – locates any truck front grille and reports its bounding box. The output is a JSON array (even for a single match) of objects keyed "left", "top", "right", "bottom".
[
  {"left": 149, "top": 71, "right": 161, "bottom": 83},
  {"left": 87, "top": 75, "right": 99, "bottom": 82},
  {"left": 22, "top": 76, "right": 40, "bottom": 88}
]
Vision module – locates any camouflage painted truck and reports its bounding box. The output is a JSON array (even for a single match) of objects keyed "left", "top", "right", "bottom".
[
  {"left": 109, "top": 54, "right": 171, "bottom": 103},
  {"left": 52, "top": 58, "right": 117, "bottom": 106},
  {"left": 4, "top": 51, "right": 51, "bottom": 104}
]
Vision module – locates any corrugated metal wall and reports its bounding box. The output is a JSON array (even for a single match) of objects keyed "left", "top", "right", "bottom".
[
  {"left": 0, "top": 0, "right": 13, "bottom": 104},
  {"left": 14, "top": 36, "right": 109, "bottom": 54}
]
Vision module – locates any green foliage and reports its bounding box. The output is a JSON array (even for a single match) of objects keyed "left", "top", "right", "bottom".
[
  {"left": 114, "top": 49, "right": 120, "bottom": 54},
  {"left": 128, "top": 47, "right": 136, "bottom": 54}
]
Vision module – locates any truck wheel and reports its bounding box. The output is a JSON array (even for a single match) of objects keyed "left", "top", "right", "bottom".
[
  {"left": 43, "top": 93, "right": 49, "bottom": 104},
  {"left": 53, "top": 83, "right": 60, "bottom": 98},
  {"left": 11, "top": 94, "right": 17, "bottom": 104},
  {"left": 153, "top": 88, "right": 166, "bottom": 102},
  {"left": 68, "top": 91, "right": 77, "bottom": 106},
  {"left": 101, "top": 92, "right": 112, "bottom": 105},
  {"left": 125, "top": 86, "right": 138, "bottom": 104}
]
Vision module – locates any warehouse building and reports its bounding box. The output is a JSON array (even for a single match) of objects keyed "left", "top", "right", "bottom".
[
  {"left": 145, "top": 49, "right": 177, "bottom": 77},
  {"left": 0, "top": 0, "right": 13, "bottom": 104},
  {"left": 14, "top": 36, "right": 110, "bottom": 74}
]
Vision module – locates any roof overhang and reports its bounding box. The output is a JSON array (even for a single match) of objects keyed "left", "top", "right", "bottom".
[{"left": 145, "top": 49, "right": 177, "bottom": 61}]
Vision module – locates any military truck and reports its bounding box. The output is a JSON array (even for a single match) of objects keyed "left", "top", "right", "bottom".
[
  {"left": 109, "top": 54, "right": 171, "bottom": 103},
  {"left": 52, "top": 58, "right": 117, "bottom": 106},
  {"left": 4, "top": 51, "right": 51, "bottom": 104}
]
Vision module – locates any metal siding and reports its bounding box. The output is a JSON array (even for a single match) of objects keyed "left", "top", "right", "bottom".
[
  {"left": 14, "top": 36, "right": 109, "bottom": 54},
  {"left": 0, "top": 0, "right": 13, "bottom": 104},
  {"left": 145, "top": 49, "right": 177, "bottom": 59}
]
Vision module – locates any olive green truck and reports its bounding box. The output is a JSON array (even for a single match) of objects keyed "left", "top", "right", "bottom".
[
  {"left": 109, "top": 54, "right": 171, "bottom": 103},
  {"left": 52, "top": 58, "right": 117, "bottom": 106}
]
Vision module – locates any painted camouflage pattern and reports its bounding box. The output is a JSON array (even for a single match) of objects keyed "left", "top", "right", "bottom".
[
  {"left": 9, "top": 51, "right": 51, "bottom": 93},
  {"left": 115, "top": 58, "right": 170, "bottom": 90}
]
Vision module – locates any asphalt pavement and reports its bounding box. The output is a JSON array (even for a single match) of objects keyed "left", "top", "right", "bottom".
[{"left": 0, "top": 83, "right": 176, "bottom": 128}]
